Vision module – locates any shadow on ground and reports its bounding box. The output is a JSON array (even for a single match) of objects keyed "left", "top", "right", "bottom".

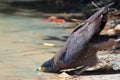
[{"left": 66, "top": 69, "right": 120, "bottom": 76}]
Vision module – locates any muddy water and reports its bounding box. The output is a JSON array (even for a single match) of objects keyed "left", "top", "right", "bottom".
[{"left": 0, "top": 14, "right": 70, "bottom": 80}]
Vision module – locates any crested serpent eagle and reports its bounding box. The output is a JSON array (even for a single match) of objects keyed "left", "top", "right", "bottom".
[{"left": 37, "top": 5, "right": 117, "bottom": 74}]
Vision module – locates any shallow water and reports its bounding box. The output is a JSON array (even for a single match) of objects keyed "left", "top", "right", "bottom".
[
  {"left": 0, "top": 14, "right": 70, "bottom": 80},
  {"left": 0, "top": 13, "right": 119, "bottom": 80}
]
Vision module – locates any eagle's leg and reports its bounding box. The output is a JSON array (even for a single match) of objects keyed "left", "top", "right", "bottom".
[{"left": 74, "top": 65, "right": 89, "bottom": 75}]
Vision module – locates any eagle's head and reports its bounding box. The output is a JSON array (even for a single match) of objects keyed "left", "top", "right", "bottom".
[{"left": 36, "top": 59, "right": 60, "bottom": 73}]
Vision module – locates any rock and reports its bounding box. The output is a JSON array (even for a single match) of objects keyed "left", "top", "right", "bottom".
[
  {"left": 115, "top": 24, "right": 120, "bottom": 31},
  {"left": 113, "top": 24, "right": 120, "bottom": 35},
  {"left": 107, "top": 29, "right": 116, "bottom": 35},
  {"left": 58, "top": 72, "right": 71, "bottom": 78}
]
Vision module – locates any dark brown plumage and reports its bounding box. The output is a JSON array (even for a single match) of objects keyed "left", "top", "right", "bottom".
[{"left": 38, "top": 5, "right": 116, "bottom": 73}]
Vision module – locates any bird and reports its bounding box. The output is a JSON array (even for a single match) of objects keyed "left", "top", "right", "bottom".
[{"left": 37, "top": 4, "right": 116, "bottom": 74}]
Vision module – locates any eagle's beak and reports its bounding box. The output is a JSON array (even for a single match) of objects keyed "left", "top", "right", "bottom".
[
  {"left": 36, "top": 67, "right": 46, "bottom": 72},
  {"left": 40, "top": 67, "right": 46, "bottom": 72}
]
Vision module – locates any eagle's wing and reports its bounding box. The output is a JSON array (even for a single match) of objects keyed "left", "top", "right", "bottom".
[
  {"left": 54, "top": 7, "right": 108, "bottom": 65},
  {"left": 63, "top": 16, "right": 102, "bottom": 63}
]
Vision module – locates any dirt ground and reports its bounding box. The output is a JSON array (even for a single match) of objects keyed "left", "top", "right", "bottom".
[{"left": 0, "top": 9, "right": 120, "bottom": 80}]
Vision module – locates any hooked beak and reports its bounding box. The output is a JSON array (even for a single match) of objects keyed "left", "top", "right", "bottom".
[{"left": 36, "top": 67, "right": 46, "bottom": 72}]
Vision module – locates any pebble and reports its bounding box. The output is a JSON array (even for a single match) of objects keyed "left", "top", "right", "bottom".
[{"left": 115, "top": 24, "right": 120, "bottom": 30}]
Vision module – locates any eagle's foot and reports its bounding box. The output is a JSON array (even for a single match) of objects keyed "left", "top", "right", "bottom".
[{"left": 74, "top": 66, "right": 89, "bottom": 75}]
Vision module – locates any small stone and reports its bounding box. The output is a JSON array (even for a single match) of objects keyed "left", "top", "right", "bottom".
[
  {"left": 112, "top": 64, "right": 119, "bottom": 70},
  {"left": 58, "top": 72, "right": 71, "bottom": 78},
  {"left": 115, "top": 25, "right": 120, "bottom": 30},
  {"left": 107, "top": 29, "right": 116, "bottom": 35}
]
